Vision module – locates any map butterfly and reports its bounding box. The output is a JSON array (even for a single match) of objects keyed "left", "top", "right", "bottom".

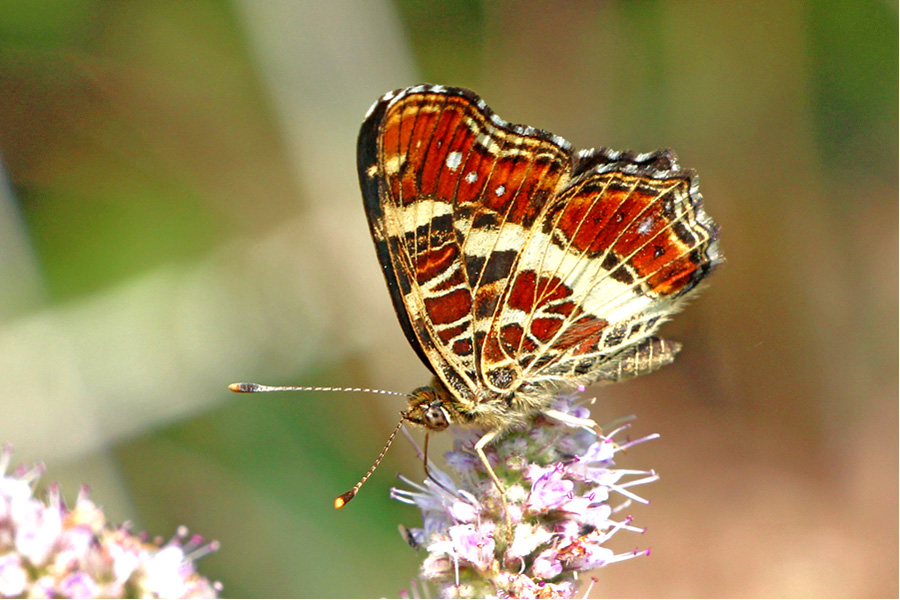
[{"left": 355, "top": 84, "right": 722, "bottom": 500}]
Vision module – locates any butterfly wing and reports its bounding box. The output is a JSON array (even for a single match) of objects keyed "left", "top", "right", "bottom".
[
  {"left": 359, "top": 86, "right": 572, "bottom": 405},
  {"left": 484, "top": 148, "right": 721, "bottom": 393},
  {"left": 358, "top": 85, "right": 721, "bottom": 408}
]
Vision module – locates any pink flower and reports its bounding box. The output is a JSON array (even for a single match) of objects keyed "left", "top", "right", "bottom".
[
  {"left": 0, "top": 445, "right": 221, "bottom": 598},
  {"left": 393, "top": 396, "right": 658, "bottom": 598},
  {"left": 526, "top": 464, "right": 575, "bottom": 512}
]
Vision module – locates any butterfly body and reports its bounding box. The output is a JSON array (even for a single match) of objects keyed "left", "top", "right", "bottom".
[{"left": 358, "top": 85, "right": 721, "bottom": 441}]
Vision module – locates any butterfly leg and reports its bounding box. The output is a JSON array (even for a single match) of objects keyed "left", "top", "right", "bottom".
[{"left": 474, "top": 429, "right": 513, "bottom": 535}]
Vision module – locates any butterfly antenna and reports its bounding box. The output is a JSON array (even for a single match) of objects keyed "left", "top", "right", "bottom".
[
  {"left": 229, "top": 382, "right": 409, "bottom": 397},
  {"left": 334, "top": 413, "right": 406, "bottom": 509}
]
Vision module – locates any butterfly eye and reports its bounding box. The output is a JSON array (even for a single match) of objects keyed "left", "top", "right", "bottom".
[{"left": 423, "top": 403, "right": 450, "bottom": 431}]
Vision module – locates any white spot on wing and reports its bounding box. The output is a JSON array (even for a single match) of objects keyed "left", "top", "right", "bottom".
[
  {"left": 495, "top": 185, "right": 506, "bottom": 196},
  {"left": 465, "top": 171, "right": 478, "bottom": 184},
  {"left": 637, "top": 217, "right": 655, "bottom": 235},
  {"left": 384, "top": 154, "right": 405, "bottom": 175},
  {"left": 446, "top": 151, "right": 462, "bottom": 171}
]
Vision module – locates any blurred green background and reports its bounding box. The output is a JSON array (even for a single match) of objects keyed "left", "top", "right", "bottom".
[{"left": 0, "top": 1, "right": 895, "bottom": 597}]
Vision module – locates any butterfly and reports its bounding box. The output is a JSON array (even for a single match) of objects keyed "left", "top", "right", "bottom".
[{"left": 354, "top": 84, "right": 721, "bottom": 500}]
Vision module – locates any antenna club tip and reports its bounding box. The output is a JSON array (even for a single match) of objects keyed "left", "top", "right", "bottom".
[
  {"left": 229, "top": 382, "right": 256, "bottom": 393},
  {"left": 334, "top": 491, "right": 356, "bottom": 509}
]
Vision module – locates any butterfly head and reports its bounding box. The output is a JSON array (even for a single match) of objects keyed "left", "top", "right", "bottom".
[{"left": 404, "top": 384, "right": 454, "bottom": 432}]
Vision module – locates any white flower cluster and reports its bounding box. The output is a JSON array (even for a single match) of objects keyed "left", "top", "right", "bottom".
[
  {"left": 0, "top": 445, "right": 220, "bottom": 598},
  {"left": 393, "top": 397, "right": 658, "bottom": 599}
]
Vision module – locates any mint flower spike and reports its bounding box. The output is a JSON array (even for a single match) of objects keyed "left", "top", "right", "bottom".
[
  {"left": 0, "top": 444, "right": 221, "bottom": 599},
  {"left": 392, "top": 395, "right": 658, "bottom": 599}
]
